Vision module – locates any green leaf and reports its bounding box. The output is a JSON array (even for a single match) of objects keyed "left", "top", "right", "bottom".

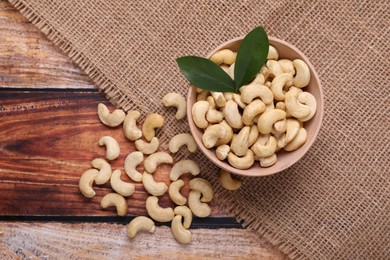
[
  {"left": 234, "top": 27, "right": 269, "bottom": 92},
  {"left": 176, "top": 56, "right": 235, "bottom": 92}
]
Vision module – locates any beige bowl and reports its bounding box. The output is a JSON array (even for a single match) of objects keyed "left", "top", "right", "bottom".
[{"left": 187, "top": 36, "right": 324, "bottom": 177}]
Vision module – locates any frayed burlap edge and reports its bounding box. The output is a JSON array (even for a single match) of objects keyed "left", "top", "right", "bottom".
[{"left": 8, "top": 0, "right": 302, "bottom": 258}]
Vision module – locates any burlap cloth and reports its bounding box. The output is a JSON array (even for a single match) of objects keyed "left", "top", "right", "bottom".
[{"left": 9, "top": 0, "right": 389, "bottom": 258}]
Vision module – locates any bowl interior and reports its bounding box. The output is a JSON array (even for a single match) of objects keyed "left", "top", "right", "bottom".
[{"left": 187, "top": 37, "right": 324, "bottom": 177}]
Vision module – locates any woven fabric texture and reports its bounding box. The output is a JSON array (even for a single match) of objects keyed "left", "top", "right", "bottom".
[{"left": 8, "top": 0, "right": 389, "bottom": 258}]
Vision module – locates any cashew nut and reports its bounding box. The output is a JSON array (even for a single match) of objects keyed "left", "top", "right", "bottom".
[
  {"left": 240, "top": 83, "right": 274, "bottom": 105},
  {"left": 144, "top": 152, "right": 173, "bottom": 173},
  {"left": 197, "top": 90, "right": 210, "bottom": 101},
  {"left": 142, "top": 113, "right": 165, "bottom": 141},
  {"left": 233, "top": 93, "right": 246, "bottom": 109},
  {"left": 123, "top": 110, "right": 142, "bottom": 141},
  {"left": 259, "top": 154, "right": 277, "bottom": 167},
  {"left": 127, "top": 216, "right": 155, "bottom": 239},
  {"left": 211, "top": 92, "right": 226, "bottom": 108},
  {"left": 284, "top": 128, "right": 307, "bottom": 151},
  {"left": 97, "top": 103, "right": 125, "bottom": 127},
  {"left": 266, "top": 60, "right": 283, "bottom": 78},
  {"left": 227, "top": 63, "right": 235, "bottom": 80},
  {"left": 202, "top": 124, "right": 227, "bottom": 148},
  {"left": 215, "top": 120, "right": 233, "bottom": 146},
  {"left": 135, "top": 137, "right": 159, "bottom": 155},
  {"left": 293, "top": 59, "right": 310, "bottom": 88},
  {"left": 210, "top": 49, "right": 236, "bottom": 65},
  {"left": 220, "top": 64, "right": 230, "bottom": 74},
  {"left": 242, "top": 99, "right": 266, "bottom": 125},
  {"left": 276, "top": 133, "right": 288, "bottom": 150},
  {"left": 188, "top": 191, "right": 211, "bottom": 218},
  {"left": 271, "top": 73, "right": 293, "bottom": 101},
  {"left": 100, "top": 193, "right": 127, "bottom": 216},
  {"left": 195, "top": 86, "right": 204, "bottom": 93},
  {"left": 79, "top": 169, "right": 98, "bottom": 198},
  {"left": 252, "top": 72, "right": 266, "bottom": 85},
  {"left": 227, "top": 150, "right": 255, "bottom": 170},
  {"left": 252, "top": 135, "right": 277, "bottom": 158},
  {"left": 146, "top": 196, "right": 174, "bottom": 222},
  {"left": 169, "top": 133, "right": 197, "bottom": 154},
  {"left": 218, "top": 170, "right": 241, "bottom": 191},
  {"left": 142, "top": 171, "right": 168, "bottom": 196},
  {"left": 273, "top": 118, "right": 287, "bottom": 133},
  {"left": 267, "top": 45, "right": 279, "bottom": 60},
  {"left": 230, "top": 126, "right": 250, "bottom": 156},
  {"left": 189, "top": 178, "right": 214, "bottom": 203},
  {"left": 206, "top": 108, "right": 224, "bottom": 123},
  {"left": 169, "top": 179, "right": 186, "bottom": 205},
  {"left": 216, "top": 144, "right": 230, "bottom": 160},
  {"left": 124, "top": 151, "right": 144, "bottom": 182},
  {"left": 192, "top": 101, "right": 210, "bottom": 129},
  {"left": 207, "top": 96, "right": 216, "bottom": 108},
  {"left": 98, "top": 136, "right": 120, "bottom": 161},
  {"left": 278, "top": 59, "right": 295, "bottom": 75},
  {"left": 171, "top": 215, "right": 192, "bottom": 244},
  {"left": 275, "top": 101, "right": 286, "bottom": 111},
  {"left": 224, "top": 92, "right": 234, "bottom": 101},
  {"left": 261, "top": 66, "right": 270, "bottom": 81},
  {"left": 257, "top": 109, "right": 286, "bottom": 134},
  {"left": 297, "top": 92, "right": 317, "bottom": 122},
  {"left": 163, "top": 92, "right": 187, "bottom": 120},
  {"left": 174, "top": 206, "right": 192, "bottom": 229},
  {"left": 223, "top": 100, "right": 243, "bottom": 129},
  {"left": 285, "top": 118, "right": 301, "bottom": 143},
  {"left": 285, "top": 87, "right": 311, "bottom": 119},
  {"left": 248, "top": 125, "right": 259, "bottom": 147},
  {"left": 91, "top": 158, "right": 112, "bottom": 185},
  {"left": 110, "top": 169, "right": 135, "bottom": 197},
  {"left": 170, "top": 159, "right": 200, "bottom": 181}
]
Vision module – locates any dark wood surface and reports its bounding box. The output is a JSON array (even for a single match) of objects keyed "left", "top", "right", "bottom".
[{"left": 0, "top": 0, "right": 286, "bottom": 258}]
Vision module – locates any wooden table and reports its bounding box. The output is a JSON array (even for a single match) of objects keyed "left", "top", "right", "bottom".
[{"left": 0, "top": 1, "right": 285, "bottom": 258}]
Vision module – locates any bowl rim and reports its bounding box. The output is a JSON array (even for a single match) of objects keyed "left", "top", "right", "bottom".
[{"left": 187, "top": 36, "right": 324, "bottom": 177}]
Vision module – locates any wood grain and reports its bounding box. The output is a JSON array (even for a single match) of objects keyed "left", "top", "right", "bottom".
[
  {"left": 0, "top": 222, "right": 285, "bottom": 259},
  {"left": 0, "top": 91, "right": 228, "bottom": 217},
  {"left": 0, "top": 0, "right": 94, "bottom": 89}
]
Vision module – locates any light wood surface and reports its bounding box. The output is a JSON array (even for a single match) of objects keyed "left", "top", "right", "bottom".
[{"left": 0, "top": 0, "right": 285, "bottom": 258}]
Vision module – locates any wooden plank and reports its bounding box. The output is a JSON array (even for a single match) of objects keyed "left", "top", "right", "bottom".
[
  {"left": 0, "top": 222, "right": 286, "bottom": 259},
  {"left": 0, "top": 0, "right": 94, "bottom": 89},
  {"left": 0, "top": 90, "right": 229, "bottom": 217}
]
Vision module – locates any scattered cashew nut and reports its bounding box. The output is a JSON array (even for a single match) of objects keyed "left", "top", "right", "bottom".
[
  {"left": 189, "top": 178, "right": 214, "bottom": 203},
  {"left": 218, "top": 170, "right": 241, "bottom": 191},
  {"left": 144, "top": 152, "right": 173, "bottom": 173},
  {"left": 100, "top": 193, "right": 127, "bottom": 216},
  {"left": 169, "top": 133, "right": 197, "bottom": 153},
  {"left": 110, "top": 169, "right": 135, "bottom": 197},
  {"left": 97, "top": 103, "right": 125, "bottom": 127},
  {"left": 146, "top": 196, "right": 174, "bottom": 222},
  {"left": 135, "top": 137, "right": 159, "bottom": 155},
  {"left": 170, "top": 160, "right": 200, "bottom": 181},
  {"left": 142, "top": 113, "right": 165, "bottom": 141},
  {"left": 91, "top": 158, "right": 112, "bottom": 185},
  {"left": 98, "top": 136, "right": 120, "bottom": 161},
  {"left": 188, "top": 190, "right": 211, "bottom": 218},
  {"left": 123, "top": 110, "right": 142, "bottom": 141},
  {"left": 174, "top": 206, "right": 192, "bottom": 229},
  {"left": 124, "top": 151, "right": 144, "bottom": 182},
  {"left": 127, "top": 216, "right": 155, "bottom": 239},
  {"left": 142, "top": 171, "right": 168, "bottom": 196},
  {"left": 163, "top": 93, "right": 187, "bottom": 120},
  {"left": 169, "top": 179, "right": 187, "bottom": 205},
  {"left": 171, "top": 215, "right": 192, "bottom": 244},
  {"left": 79, "top": 169, "right": 98, "bottom": 198}
]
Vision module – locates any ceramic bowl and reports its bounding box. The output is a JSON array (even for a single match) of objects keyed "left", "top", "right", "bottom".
[{"left": 187, "top": 36, "right": 324, "bottom": 176}]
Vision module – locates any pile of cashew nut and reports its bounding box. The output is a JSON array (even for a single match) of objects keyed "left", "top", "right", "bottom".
[
  {"left": 79, "top": 100, "right": 240, "bottom": 244},
  {"left": 192, "top": 46, "right": 317, "bottom": 169}
]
